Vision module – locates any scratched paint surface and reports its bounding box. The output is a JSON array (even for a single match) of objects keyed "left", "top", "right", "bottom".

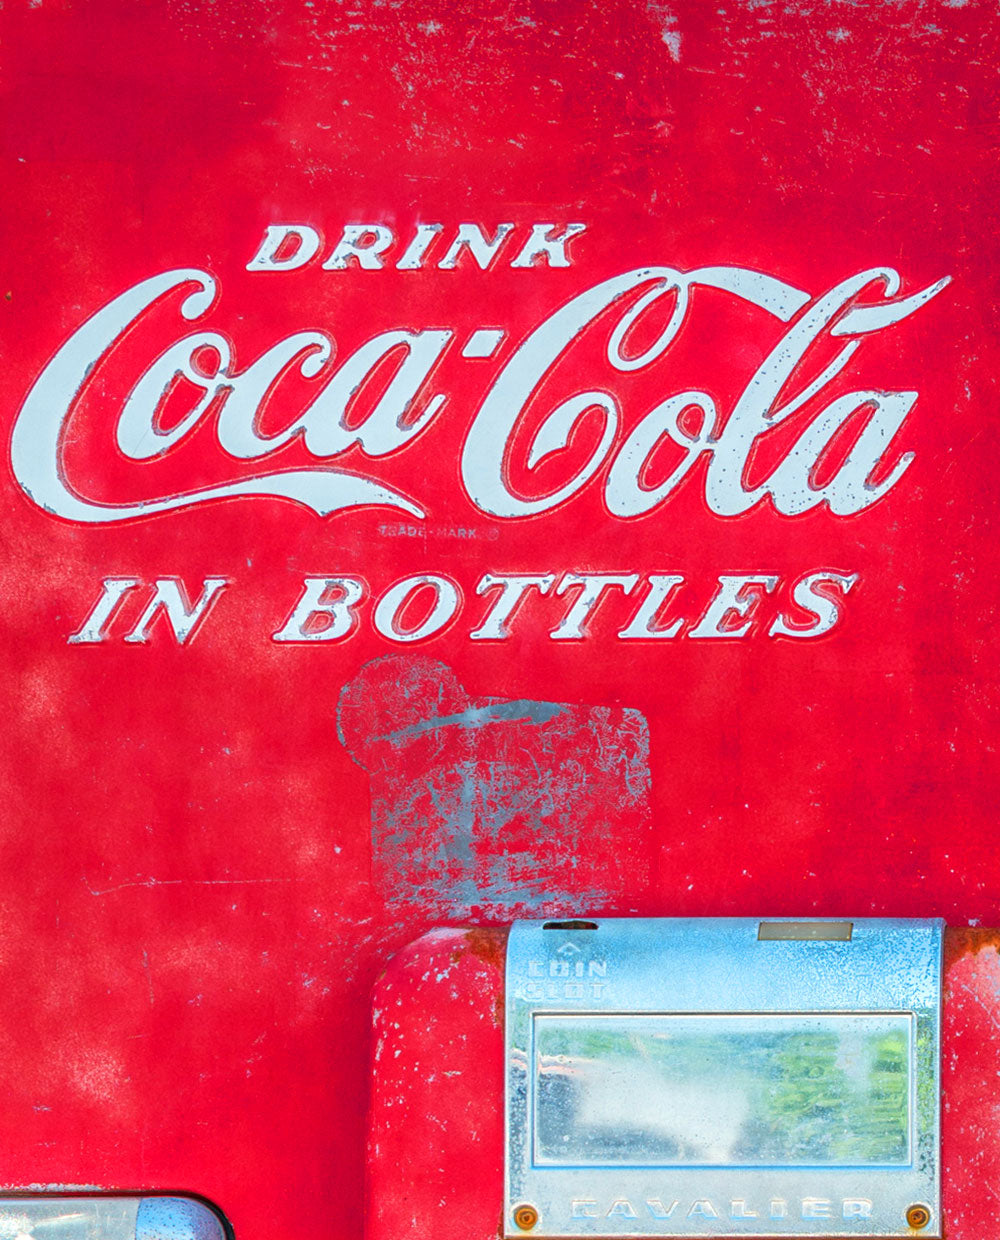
[
  {"left": 368, "top": 928, "right": 507, "bottom": 1240},
  {"left": 339, "top": 656, "right": 651, "bottom": 915},
  {"left": 371, "top": 927, "right": 1000, "bottom": 1240},
  {"left": 0, "top": 2, "right": 998, "bottom": 1239}
]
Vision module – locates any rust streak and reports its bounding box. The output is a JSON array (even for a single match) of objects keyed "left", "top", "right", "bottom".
[
  {"left": 457, "top": 926, "right": 509, "bottom": 974},
  {"left": 944, "top": 925, "right": 1000, "bottom": 967}
]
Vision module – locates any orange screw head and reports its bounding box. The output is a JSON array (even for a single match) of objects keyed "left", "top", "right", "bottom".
[
  {"left": 513, "top": 1204, "right": 539, "bottom": 1231},
  {"left": 905, "top": 1204, "right": 931, "bottom": 1230}
]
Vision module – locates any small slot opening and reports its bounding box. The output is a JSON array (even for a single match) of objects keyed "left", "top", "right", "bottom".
[
  {"left": 543, "top": 920, "right": 598, "bottom": 931},
  {"left": 758, "top": 920, "right": 853, "bottom": 941}
]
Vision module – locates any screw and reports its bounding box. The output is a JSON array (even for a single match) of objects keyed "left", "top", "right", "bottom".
[
  {"left": 513, "top": 1204, "right": 539, "bottom": 1231},
  {"left": 906, "top": 1204, "right": 931, "bottom": 1230}
]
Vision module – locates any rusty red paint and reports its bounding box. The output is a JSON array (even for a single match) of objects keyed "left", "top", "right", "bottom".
[
  {"left": 941, "top": 929, "right": 1000, "bottom": 1240},
  {"left": 370, "top": 927, "right": 1000, "bottom": 1240},
  {"left": 0, "top": 0, "right": 997, "bottom": 1236},
  {"left": 459, "top": 926, "right": 510, "bottom": 981},
  {"left": 368, "top": 929, "right": 506, "bottom": 1240}
]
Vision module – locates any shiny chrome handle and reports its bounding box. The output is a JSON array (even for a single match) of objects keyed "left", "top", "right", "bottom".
[{"left": 0, "top": 1196, "right": 226, "bottom": 1240}]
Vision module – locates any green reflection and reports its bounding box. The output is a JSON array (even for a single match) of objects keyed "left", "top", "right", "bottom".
[{"left": 535, "top": 1015, "right": 910, "bottom": 1166}]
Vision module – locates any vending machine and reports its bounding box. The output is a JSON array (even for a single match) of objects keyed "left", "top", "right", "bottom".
[{"left": 1, "top": 1, "right": 998, "bottom": 1237}]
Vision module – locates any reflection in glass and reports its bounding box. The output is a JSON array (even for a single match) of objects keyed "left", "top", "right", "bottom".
[{"left": 533, "top": 1013, "right": 911, "bottom": 1167}]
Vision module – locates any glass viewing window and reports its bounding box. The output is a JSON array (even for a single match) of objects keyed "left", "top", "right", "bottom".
[{"left": 533, "top": 1013, "right": 912, "bottom": 1167}]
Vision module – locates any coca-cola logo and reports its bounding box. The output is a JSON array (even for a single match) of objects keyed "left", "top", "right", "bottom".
[
  {"left": 10, "top": 222, "right": 949, "bottom": 646},
  {"left": 11, "top": 221, "right": 948, "bottom": 526}
]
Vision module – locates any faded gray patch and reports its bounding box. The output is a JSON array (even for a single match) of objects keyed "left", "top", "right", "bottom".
[{"left": 338, "top": 656, "right": 653, "bottom": 918}]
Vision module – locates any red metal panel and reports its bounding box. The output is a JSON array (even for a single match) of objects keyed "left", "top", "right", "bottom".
[
  {"left": 368, "top": 926, "right": 1000, "bottom": 1239},
  {"left": 368, "top": 928, "right": 507, "bottom": 1240},
  {"left": 0, "top": 1, "right": 997, "bottom": 1237}
]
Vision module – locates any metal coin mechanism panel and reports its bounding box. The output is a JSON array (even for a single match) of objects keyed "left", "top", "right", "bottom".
[{"left": 505, "top": 918, "right": 942, "bottom": 1237}]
